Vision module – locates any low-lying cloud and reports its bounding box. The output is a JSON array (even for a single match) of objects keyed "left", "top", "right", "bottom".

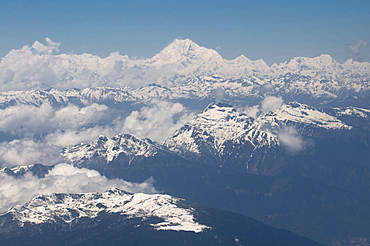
[
  {"left": 0, "top": 98, "right": 194, "bottom": 166},
  {"left": 0, "top": 103, "right": 109, "bottom": 137},
  {"left": 0, "top": 103, "right": 118, "bottom": 166},
  {"left": 122, "top": 99, "right": 195, "bottom": 142},
  {"left": 240, "top": 95, "right": 283, "bottom": 118},
  {"left": 0, "top": 163, "right": 158, "bottom": 213},
  {"left": 261, "top": 96, "right": 283, "bottom": 112},
  {"left": 277, "top": 126, "right": 312, "bottom": 153},
  {"left": 0, "top": 139, "right": 62, "bottom": 166}
]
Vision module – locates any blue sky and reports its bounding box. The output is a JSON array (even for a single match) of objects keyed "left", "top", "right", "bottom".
[{"left": 1, "top": 0, "right": 370, "bottom": 64}]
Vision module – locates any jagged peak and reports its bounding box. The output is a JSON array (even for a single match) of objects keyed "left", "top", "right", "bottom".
[
  {"left": 232, "top": 54, "right": 251, "bottom": 62},
  {"left": 287, "top": 101, "right": 311, "bottom": 108},
  {"left": 155, "top": 38, "right": 202, "bottom": 57},
  {"left": 93, "top": 135, "right": 109, "bottom": 144},
  {"left": 231, "top": 55, "right": 269, "bottom": 66},
  {"left": 203, "top": 102, "right": 236, "bottom": 113},
  {"left": 93, "top": 133, "right": 141, "bottom": 143},
  {"left": 63, "top": 133, "right": 160, "bottom": 163},
  {"left": 169, "top": 38, "right": 200, "bottom": 50},
  {"left": 290, "top": 54, "right": 337, "bottom": 66},
  {"left": 258, "top": 101, "right": 351, "bottom": 130},
  {"left": 150, "top": 39, "right": 223, "bottom": 64},
  {"left": 105, "top": 187, "right": 133, "bottom": 195}
]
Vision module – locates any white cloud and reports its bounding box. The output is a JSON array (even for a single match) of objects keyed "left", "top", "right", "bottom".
[
  {"left": 0, "top": 103, "right": 120, "bottom": 166},
  {"left": 44, "top": 127, "right": 115, "bottom": 147},
  {"left": 31, "top": 37, "right": 61, "bottom": 55},
  {"left": 0, "top": 38, "right": 144, "bottom": 91},
  {"left": 0, "top": 104, "right": 54, "bottom": 136},
  {"left": 0, "top": 103, "right": 110, "bottom": 137},
  {"left": 122, "top": 99, "right": 194, "bottom": 142},
  {"left": 0, "top": 163, "right": 158, "bottom": 213},
  {"left": 277, "top": 126, "right": 312, "bottom": 153},
  {"left": 0, "top": 99, "right": 195, "bottom": 166},
  {"left": 0, "top": 38, "right": 63, "bottom": 91},
  {"left": 348, "top": 40, "right": 369, "bottom": 55},
  {"left": 0, "top": 139, "right": 62, "bottom": 167},
  {"left": 261, "top": 96, "right": 283, "bottom": 112},
  {"left": 51, "top": 103, "right": 109, "bottom": 130},
  {"left": 239, "top": 105, "right": 260, "bottom": 118},
  {"left": 211, "top": 88, "right": 225, "bottom": 101}
]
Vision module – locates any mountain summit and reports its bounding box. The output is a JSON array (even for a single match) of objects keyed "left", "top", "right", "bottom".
[{"left": 149, "top": 38, "right": 224, "bottom": 67}]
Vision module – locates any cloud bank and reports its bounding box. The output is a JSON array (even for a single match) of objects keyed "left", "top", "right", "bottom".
[
  {"left": 0, "top": 139, "right": 62, "bottom": 167},
  {"left": 0, "top": 103, "right": 118, "bottom": 166},
  {"left": 0, "top": 38, "right": 135, "bottom": 91},
  {"left": 0, "top": 98, "right": 194, "bottom": 166},
  {"left": 0, "top": 164, "right": 158, "bottom": 213}
]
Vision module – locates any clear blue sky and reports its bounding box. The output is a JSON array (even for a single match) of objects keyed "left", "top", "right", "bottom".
[{"left": 1, "top": 0, "right": 370, "bottom": 64}]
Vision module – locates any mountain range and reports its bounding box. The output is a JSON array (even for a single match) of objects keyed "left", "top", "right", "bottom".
[
  {"left": 0, "top": 188, "right": 323, "bottom": 246},
  {"left": 0, "top": 39, "right": 369, "bottom": 246},
  {"left": 57, "top": 101, "right": 370, "bottom": 245},
  {"left": 1, "top": 38, "right": 370, "bottom": 102}
]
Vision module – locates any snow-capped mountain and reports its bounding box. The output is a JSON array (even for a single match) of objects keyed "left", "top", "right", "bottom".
[
  {"left": 3, "top": 100, "right": 368, "bottom": 245},
  {"left": 0, "top": 188, "right": 322, "bottom": 246},
  {"left": 163, "top": 102, "right": 274, "bottom": 168},
  {"left": 63, "top": 134, "right": 161, "bottom": 164},
  {"left": 323, "top": 106, "right": 370, "bottom": 130},
  {"left": 1, "top": 38, "right": 370, "bottom": 100},
  {"left": 8, "top": 188, "right": 209, "bottom": 232},
  {"left": 255, "top": 101, "right": 351, "bottom": 131},
  {"left": 331, "top": 106, "right": 370, "bottom": 118},
  {"left": 164, "top": 101, "right": 352, "bottom": 169},
  {"left": 164, "top": 102, "right": 256, "bottom": 155},
  {"left": 161, "top": 101, "right": 370, "bottom": 196},
  {"left": 1, "top": 38, "right": 370, "bottom": 246},
  {"left": 1, "top": 164, "right": 54, "bottom": 178},
  {"left": 0, "top": 89, "right": 70, "bottom": 108},
  {"left": 271, "top": 55, "right": 370, "bottom": 80},
  {"left": 62, "top": 133, "right": 194, "bottom": 181},
  {"left": 146, "top": 38, "right": 270, "bottom": 82},
  {"left": 0, "top": 77, "right": 368, "bottom": 113}
]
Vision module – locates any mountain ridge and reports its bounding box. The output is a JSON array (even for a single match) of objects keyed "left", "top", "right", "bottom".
[
  {"left": 1, "top": 38, "right": 370, "bottom": 92},
  {"left": 0, "top": 187, "right": 323, "bottom": 246}
]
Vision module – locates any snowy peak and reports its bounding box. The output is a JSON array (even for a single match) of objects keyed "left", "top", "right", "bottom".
[
  {"left": 0, "top": 89, "right": 69, "bottom": 107},
  {"left": 331, "top": 106, "right": 370, "bottom": 118},
  {"left": 273, "top": 54, "right": 337, "bottom": 69},
  {"left": 150, "top": 39, "right": 223, "bottom": 66},
  {"left": 63, "top": 134, "right": 160, "bottom": 164},
  {"left": 7, "top": 188, "right": 210, "bottom": 233},
  {"left": 163, "top": 39, "right": 202, "bottom": 55},
  {"left": 178, "top": 102, "right": 253, "bottom": 145},
  {"left": 164, "top": 102, "right": 269, "bottom": 158},
  {"left": 165, "top": 101, "right": 353, "bottom": 163},
  {"left": 258, "top": 101, "right": 352, "bottom": 130}
]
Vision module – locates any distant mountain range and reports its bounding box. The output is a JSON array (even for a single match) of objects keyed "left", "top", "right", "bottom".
[{"left": 1, "top": 39, "right": 370, "bottom": 101}]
